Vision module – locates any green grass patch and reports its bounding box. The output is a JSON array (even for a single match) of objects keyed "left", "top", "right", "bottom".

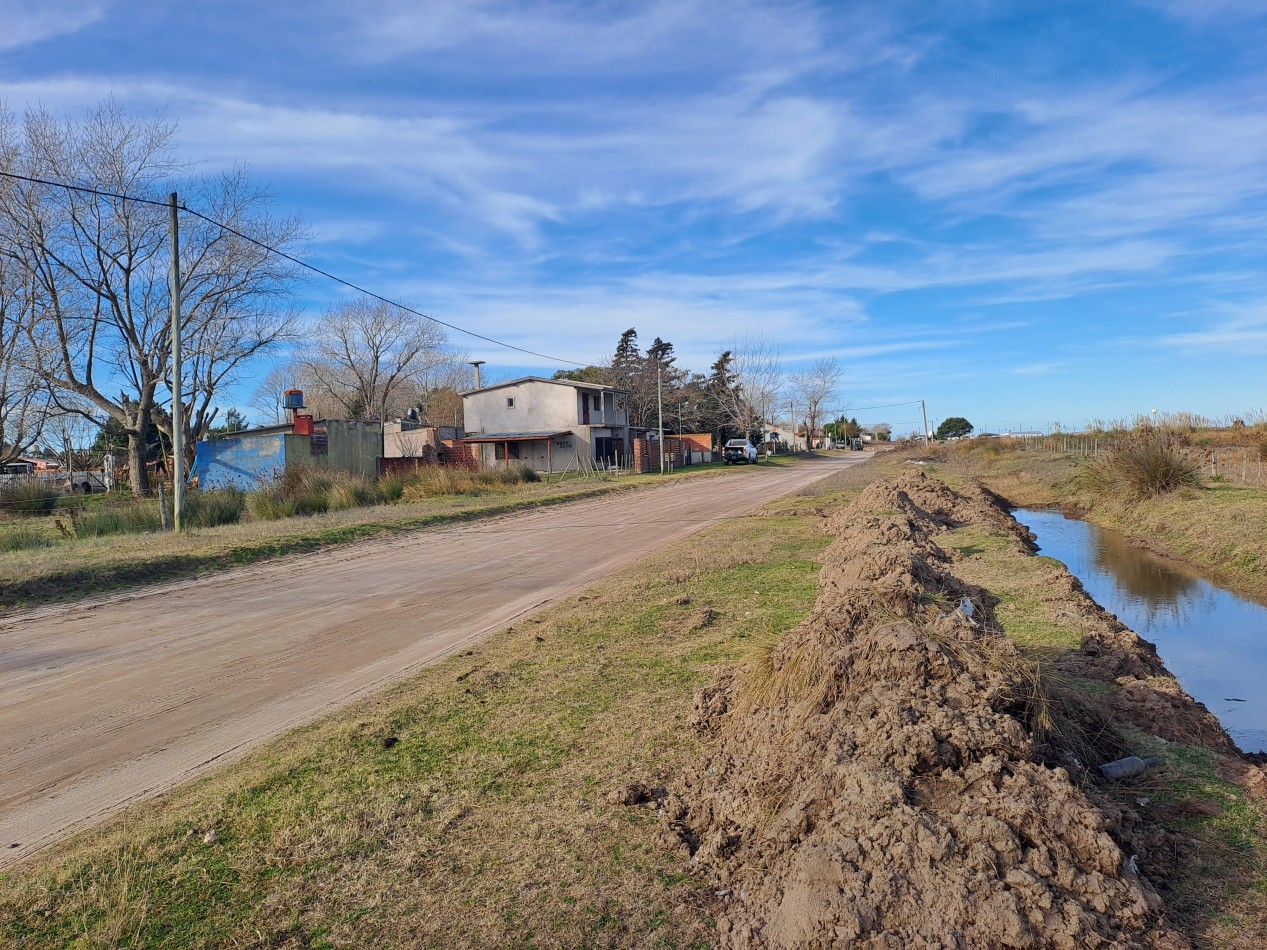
[
  {"left": 0, "top": 521, "right": 58, "bottom": 552},
  {"left": 71, "top": 499, "right": 164, "bottom": 538}
]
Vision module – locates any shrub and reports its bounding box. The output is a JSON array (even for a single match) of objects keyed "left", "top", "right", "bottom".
[
  {"left": 327, "top": 480, "right": 379, "bottom": 511},
  {"left": 290, "top": 490, "right": 329, "bottom": 516},
  {"left": 183, "top": 488, "right": 246, "bottom": 528},
  {"left": 0, "top": 479, "right": 61, "bottom": 516},
  {"left": 246, "top": 487, "right": 295, "bottom": 521},
  {"left": 0, "top": 522, "right": 57, "bottom": 552},
  {"left": 1080, "top": 430, "right": 1202, "bottom": 500},
  {"left": 74, "top": 499, "right": 163, "bottom": 537},
  {"left": 378, "top": 474, "right": 405, "bottom": 502}
]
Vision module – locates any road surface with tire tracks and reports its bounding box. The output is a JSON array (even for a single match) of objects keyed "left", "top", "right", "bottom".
[{"left": 0, "top": 455, "right": 861, "bottom": 867}]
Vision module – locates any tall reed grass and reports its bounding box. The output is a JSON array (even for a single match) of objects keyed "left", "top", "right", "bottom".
[
  {"left": 183, "top": 488, "right": 246, "bottom": 528},
  {"left": 73, "top": 499, "right": 164, "bottom": 537},
  {"left": 1079, "top": 430, "right": 1202, "bottom": 500},
  {"left": 0, "top": 479, "right": 61, "bottom": 516}
]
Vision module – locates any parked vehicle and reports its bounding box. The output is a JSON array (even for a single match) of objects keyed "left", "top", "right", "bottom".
[{"left": 723, "top": 439, "right": 759, "bottom": 464}]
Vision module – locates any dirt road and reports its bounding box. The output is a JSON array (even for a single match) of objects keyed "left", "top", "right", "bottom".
[{"left": 0, "top": 456, "right": 854, "bottom": 867}]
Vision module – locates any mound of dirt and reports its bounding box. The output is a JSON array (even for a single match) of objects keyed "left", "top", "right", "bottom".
[{"left": 662, "top": 470, "right": 1189, "bottom": 949}]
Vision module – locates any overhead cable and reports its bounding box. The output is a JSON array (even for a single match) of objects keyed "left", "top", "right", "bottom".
[{"left": 0, "top": 170, "right": 587, "bottom": 366}]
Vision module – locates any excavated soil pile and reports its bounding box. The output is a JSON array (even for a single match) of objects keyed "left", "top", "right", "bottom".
[{"left": 662, "top": 470, "right": 1187, "bottom": 949}]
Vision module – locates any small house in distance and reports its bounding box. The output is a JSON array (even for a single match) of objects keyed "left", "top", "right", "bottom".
[{"left": 461, "top": 377, "right": 631, "bottom": 472}]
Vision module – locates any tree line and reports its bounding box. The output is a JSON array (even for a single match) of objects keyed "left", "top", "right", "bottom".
[{"left": 553, "top": 328, "right": 847, "bottom": 450}]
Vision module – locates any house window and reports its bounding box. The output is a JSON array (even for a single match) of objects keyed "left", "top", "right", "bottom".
[
  {"left": 506, "top": 397, "right": 515, "bottom": 408},
  {"left": 494, "top": 442, "right": 521, "bottom": 460}
]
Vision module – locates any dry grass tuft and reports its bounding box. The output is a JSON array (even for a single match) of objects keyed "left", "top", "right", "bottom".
[{"left": 1079, "top": 430, "right": 1203, "bottom": 501}]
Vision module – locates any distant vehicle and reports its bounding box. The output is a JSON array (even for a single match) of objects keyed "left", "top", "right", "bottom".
[
  {"left": 723, "top": 439, "right": 759, "bottom": 464},
  {"left": 850, "top": 438, "right": 864, "bottom": 451}
]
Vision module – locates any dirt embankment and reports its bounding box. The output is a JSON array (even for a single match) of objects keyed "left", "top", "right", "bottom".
[{"left": 661, "top": 470, "right": 1231, "bottom": 949}]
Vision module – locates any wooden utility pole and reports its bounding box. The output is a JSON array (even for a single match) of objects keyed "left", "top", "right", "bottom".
[
  {"left": 657, "top": 363, "right": 665, "bottom": 474},
  {"left": 921, "top": 399, "right": 930, "bottom": 446},
  {"left": 169, "top": 193, "right": 184, "bottom": 530}
]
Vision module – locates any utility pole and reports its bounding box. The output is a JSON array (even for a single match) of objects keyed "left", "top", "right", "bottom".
[
  {"left": 921, "top": 399, "right": 930, "bottom": 446},
  {"left": 657, "top": 363, "right": 665, "bottom": 474},
  {"left": 169, "top": 193, "right": 184, "bottom": 531}
]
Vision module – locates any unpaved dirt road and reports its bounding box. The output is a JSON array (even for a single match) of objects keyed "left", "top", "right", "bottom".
[{"left": 1, "top": 456, "right": 856, "bottom": 867}]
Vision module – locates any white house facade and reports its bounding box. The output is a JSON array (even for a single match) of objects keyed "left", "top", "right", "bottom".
[{"left": 460, "top": 377, "right": 631, "bottom": 471}]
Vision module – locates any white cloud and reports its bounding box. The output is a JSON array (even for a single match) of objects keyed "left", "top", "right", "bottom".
[
  {"left": 1152, "top": 304, "right": 1267, "bottom": 354},
  {"left": 345, "top": 0, "right": 827, "bottom": 75},
  {"left": 0, "top": 0, "right": 107, "bottom": 51}
]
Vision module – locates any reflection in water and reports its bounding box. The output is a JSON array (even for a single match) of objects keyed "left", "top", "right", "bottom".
[
  {"left": 1014, "top": 508, "right": 1267, "bottom": 754},
  {"left": 1092, "top": 531, "right": 1203, "bottom": 625}
]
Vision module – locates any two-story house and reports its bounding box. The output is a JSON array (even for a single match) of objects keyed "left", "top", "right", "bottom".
[{"left": 460, "top": 377, "right": 631, "bottom": 472}]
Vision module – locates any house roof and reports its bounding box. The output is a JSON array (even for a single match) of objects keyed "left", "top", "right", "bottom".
[
  {"left": 459, "top": 376, "right": 627, "bottom": 397},
  {"left": 460, "top": 430, "right": 573, "bottom": 443}
]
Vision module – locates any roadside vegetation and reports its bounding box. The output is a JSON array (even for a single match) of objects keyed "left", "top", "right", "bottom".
[{"left": 0, "top": 459, "right": 767, "bottom": 611}]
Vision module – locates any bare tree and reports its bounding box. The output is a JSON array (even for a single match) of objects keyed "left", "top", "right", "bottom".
[
  {"left": 0, "top": 250, "right": 49, "bottom": 464},
  {"left": 731, "top": 335, "right": 783, "bottom": 442},
  {"left": 790, "top": 357, "right": 843, "bottom": 450},
  {"left": 165, "top": 169, "right": 304, "bottom": 463},
  {"left": 249, "top": 363, "right": 294, "bottom": 426},
  {"left": 297, "top": 297, "right": 461, "bottom": 422},
  {"left": 0, "top": 100, "right": 302, "bottom": 493}
]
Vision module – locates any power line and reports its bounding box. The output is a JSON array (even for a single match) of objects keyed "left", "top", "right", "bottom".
[
  {"left": 827, "top": 399, "right": 926, "bottom": 414},
  {"left": 0, "top": 169, "right": 588, "bottom": 367}
]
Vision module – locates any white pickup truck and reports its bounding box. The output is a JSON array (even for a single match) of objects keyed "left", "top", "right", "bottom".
[{"left": 723, "top": 439, "right": 759, "bottom": 464}]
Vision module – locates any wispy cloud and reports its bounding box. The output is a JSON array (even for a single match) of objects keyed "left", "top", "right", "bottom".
[{"left": 0, "top": 1, "right": 108, "bottom": 52}]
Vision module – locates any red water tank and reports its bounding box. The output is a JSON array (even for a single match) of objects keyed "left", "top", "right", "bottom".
[{"left": 294, "top": 414, "right": 314, "bottom": 436}]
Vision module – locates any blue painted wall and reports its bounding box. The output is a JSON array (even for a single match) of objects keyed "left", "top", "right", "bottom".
[{"left": 196, "top": 433, "right": 286, "bottom": 490}]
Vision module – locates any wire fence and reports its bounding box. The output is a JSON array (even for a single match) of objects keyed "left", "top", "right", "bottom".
[{"left": 1008, "top": 435, "right": 1267, "bottom": 487}]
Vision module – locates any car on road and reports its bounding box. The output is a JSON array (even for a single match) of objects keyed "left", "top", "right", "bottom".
[{"left": 723, "top": 439, "right": 759, "bottom": 464}]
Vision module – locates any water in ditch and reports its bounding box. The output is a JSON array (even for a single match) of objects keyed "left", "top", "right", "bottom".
[{"left": 1013, "top": 507, "right": 1267, "bottom": 754}]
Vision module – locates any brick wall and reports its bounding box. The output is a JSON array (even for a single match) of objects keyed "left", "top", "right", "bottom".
[{"left": 377, "top": 441, "right": 477, "bottom": 476}]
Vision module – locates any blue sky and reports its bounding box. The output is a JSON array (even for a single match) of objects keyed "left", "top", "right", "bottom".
[{"left": 2, "top": 0, "right": 1265, "bottom": 434}]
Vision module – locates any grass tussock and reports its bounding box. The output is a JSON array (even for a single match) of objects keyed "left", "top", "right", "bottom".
[
  {"left": 182, "top": 489, "right": 246, "bottom": 529},
  {"left": 0, "top": 520, "right": 57, "bottom": 552},
  {"left": 399, "top": 463, "right": 540, "bottom": 501},
  {"left": 1079, "top": 430, "right": 1203, "bottom": 501},
  {"left": 72, "top": 499, "right": 164, "bottom": 538},
  {"left": 0, "top": 478, "right": 62, "bottom": 516}
]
